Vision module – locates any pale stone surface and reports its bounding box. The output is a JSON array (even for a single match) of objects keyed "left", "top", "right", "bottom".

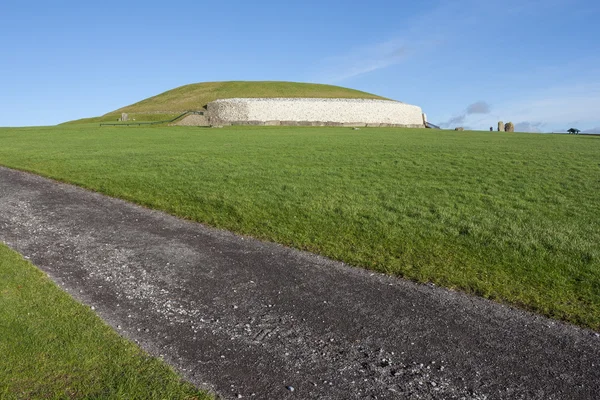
[
  {"left": 175, "top": 114, "right": 209, "bottom": 126},
  {"left": 498, "top": 121, "right": 505, "bottom": 132},
  {"left": 207, "top": 98, "right": 425, "bottom": 127},
  {"left": 121, "top": 113, "right": 129, "bottom": 122},
  {"left": 505, "top": 122, "right": 515, "bottom": 132}
]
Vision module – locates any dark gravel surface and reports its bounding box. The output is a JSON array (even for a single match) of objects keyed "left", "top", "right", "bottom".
[{"left": 0, "top": 166, "right": 598, "bottom": 399}]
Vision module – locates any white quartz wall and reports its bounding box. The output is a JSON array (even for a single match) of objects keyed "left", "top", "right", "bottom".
[{"left": 207, "top": 98, "right": 424, "bottom": 126}]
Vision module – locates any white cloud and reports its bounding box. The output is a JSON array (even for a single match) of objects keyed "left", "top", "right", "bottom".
[{"left": 318, "top": 39, "right": 412, "bottom": 83}]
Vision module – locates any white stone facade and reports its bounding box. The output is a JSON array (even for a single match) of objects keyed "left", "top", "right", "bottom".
[{"left": 206, "top": 98, "right": 425, "bottom": 127}]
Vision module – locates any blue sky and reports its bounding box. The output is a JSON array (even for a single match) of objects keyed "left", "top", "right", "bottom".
[{"left": 1, "top": 0, "right": 599, "bottom": 132}]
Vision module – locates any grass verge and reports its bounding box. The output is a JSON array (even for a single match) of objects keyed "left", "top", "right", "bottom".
[
  {"left": 0, "top": 243, "right": 211, "bottom": 399},
  {"left": 0, "top": 125, "right": 598, "bottom": 330}
]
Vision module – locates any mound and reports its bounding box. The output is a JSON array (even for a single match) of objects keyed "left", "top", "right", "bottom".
[
  {"left": 62, "top": 82, "right": 390, "bottom": 124},
  {"left": 113, "top": 81, "right": 388, "bottom": 114}
]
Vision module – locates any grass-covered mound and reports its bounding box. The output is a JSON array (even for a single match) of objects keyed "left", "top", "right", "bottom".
[
  {"left": 63, "top": 81, "right": 388, "bottom": 124},
  {"left": 0, "top": 125, "right": 598, "bottom": 330}
]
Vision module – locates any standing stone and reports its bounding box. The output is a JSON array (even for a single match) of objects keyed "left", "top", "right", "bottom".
[
  {"left": 121, "top": 113, "right": 129, "bottom": 122},
  {"left": 505, "top": 122, "right": 514, "bottom": 132},
  {"left": 498, "top": 121, "right": 504, "bottom": 132},
  {"left": 455, "top": 127, "right": 464, "bottom": 131}
]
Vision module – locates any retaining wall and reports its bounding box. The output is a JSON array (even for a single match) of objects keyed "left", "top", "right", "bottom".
[{"left": 206, "top": 98, "right": 425, "bottom": 127}]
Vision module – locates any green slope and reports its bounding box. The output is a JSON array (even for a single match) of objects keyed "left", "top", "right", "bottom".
[{"left": 63, "top": 81, "right": 388, "bottom": 124}]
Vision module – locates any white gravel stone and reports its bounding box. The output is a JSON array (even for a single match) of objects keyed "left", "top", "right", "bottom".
[{"left": 207, "top": 98, "right": 425, "bottom": 127}]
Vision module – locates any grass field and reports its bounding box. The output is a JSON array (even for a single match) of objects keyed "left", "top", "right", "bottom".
[
  {"left": 64, "top": 81, "right": 388, "bottom": 123},
  {"left": 0, "top": 124, "right": 598, "bottom": 330},
  {"left": 0, "top": 243, "right": 211, "bottom": 399}
]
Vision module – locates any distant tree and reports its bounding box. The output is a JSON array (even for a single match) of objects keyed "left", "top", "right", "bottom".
[{"left": 567, "top": 128, "right": 580, "bottom": 135}]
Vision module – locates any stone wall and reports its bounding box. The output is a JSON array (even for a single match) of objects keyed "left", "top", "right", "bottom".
[{"left": 206, "top": 98, "right": 425, "bottom": 128}]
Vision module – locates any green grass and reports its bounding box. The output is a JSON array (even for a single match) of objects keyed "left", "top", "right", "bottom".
[
  {"left": 0, "top": 243, "right": 211, "bottom": 399},
  {"left": 62, "top": 113, "right": 182, "bottom": 125},
  {"left": 0, "top": 125, "right": 598, "bottom": 330},
  {"left": 64, "top": 81, "right": 388, "bottom": 123}
]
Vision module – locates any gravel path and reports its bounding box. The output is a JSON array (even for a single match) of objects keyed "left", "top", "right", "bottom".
[{"left": 0, "top": 166, "right": 598, "bottom": 399}]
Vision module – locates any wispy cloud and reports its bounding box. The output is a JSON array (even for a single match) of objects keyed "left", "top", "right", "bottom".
[
  {"left": 311, "top": 0, "right": 600, "bottom": 131},
  {"left": 316, "top": 39, "right": 422, "bottom": 83},
  {"left": 440, "top": 101, "right": 492, "bottom": 128},
  {"left": 446, "top": 115, "right": 466, "bottom": 126},
  {"left": 312, "top": 0, "right": 554, "bottom": 83},
  {"left": 312, "top": 0, "right": 465, "bottom": 83},
  {"left": 466, "top": 101, "right": 491, "bottom": 114}
]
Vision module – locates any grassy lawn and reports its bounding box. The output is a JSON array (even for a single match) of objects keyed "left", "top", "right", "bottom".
[
  {"left": 0, "top": 243, "right": 211, "bottom": 399},
  {"left": 0, "top": 125, "right": 598, "bottom": 330}
]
